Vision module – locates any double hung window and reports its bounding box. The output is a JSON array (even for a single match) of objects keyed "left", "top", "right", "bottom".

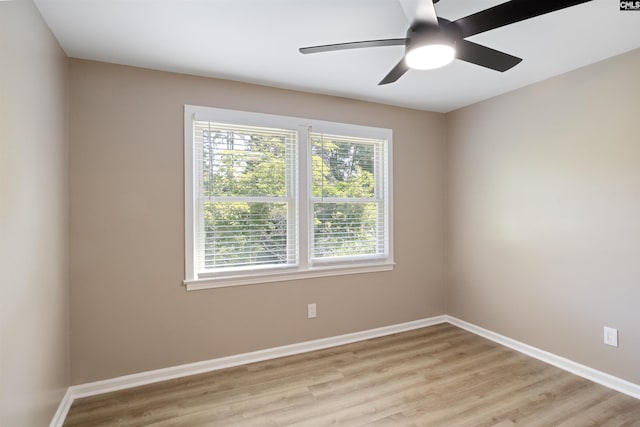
[{"left": 184, "top": 105, "right": 392, "bottom": 289}]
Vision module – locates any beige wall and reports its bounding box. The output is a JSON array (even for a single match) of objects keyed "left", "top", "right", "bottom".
[
  {"left": 447, "top": 48, "right": 640, "bottom": 383},
  {"left": 0, "top": 0, "right": 69, "bottom": 425},
  {"left": 68, "top": 60, "right": 447, "bottom": 384}
]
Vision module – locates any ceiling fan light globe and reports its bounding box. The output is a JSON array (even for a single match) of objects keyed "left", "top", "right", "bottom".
[{"left": 405, "top": 44, "right": 455, "bottom": 70}]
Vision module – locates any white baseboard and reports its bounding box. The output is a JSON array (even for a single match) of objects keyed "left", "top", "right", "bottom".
[
  {"left": 51, "top": 314, "right": 640, "bottom": 427},
  {"left": 446, "top": 315, "right": 640, "bottom": 399},
  {"left": 50, "top": 315, "right": 446, "bottom": 427},
  {"left": 49, "top": 388, "right": 73, "bottom": 427}
]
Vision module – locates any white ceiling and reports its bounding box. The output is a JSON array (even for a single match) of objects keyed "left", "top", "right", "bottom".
[{"left": 34, "top": 0, "right": 640, "bottom": 113}]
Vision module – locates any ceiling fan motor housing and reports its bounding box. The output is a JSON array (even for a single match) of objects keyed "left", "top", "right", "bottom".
[{"left": 405, "top": 22, "right": 455, "bottom": 53}]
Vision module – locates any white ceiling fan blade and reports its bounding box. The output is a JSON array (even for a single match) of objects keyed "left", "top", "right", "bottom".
[
  {"left": 398, "top": 0, "right": 438, "bottom": 25},
  {"left": 397, "top": 0, "right": 417, "bottom": 24}
]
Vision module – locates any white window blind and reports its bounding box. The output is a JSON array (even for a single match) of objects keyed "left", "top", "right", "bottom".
[
  {"left": 185, "top": 105, "right": 393, "bottom": 289},
  {"left": 310, "top": 133, "right": 388, "bottom": 262},
  {"left": 193, "top": 121, "right": 297, "bottom": 275}
]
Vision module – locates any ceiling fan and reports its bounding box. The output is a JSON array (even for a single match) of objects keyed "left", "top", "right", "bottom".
[{"left": 299, "top": 0, "right": 592, "bottom": 85}]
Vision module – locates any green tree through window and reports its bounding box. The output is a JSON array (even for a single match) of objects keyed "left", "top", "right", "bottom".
[
  {"left": 198, "top": 124, "right": 295, "bottom": 269},
  {"left": 186, "top": 106, "right": 392, "bottom": 286},
  {"left": 311, "top": 134, "right": 383, "bottom": 259}
]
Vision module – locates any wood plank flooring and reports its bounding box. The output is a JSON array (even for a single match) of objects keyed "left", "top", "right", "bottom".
[{"left": 63, "top": 324, "right": 640, "bottom": 426}]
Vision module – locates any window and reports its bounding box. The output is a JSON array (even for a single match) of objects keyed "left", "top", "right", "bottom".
[
  {"left": 184, "top": 106, "right": 393, "bottom": 290},
  {"left": 194, "top": 121, "right": 297, "bottom": 272},
  {"left": 310, "top": 133, "right": 387, "bottom": 262}
]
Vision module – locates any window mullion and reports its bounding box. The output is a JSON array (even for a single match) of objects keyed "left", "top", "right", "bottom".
[{"left": 298, "top": 125, "right": 310, "bottom": 270}]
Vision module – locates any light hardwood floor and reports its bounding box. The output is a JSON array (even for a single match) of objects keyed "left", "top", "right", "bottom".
[{"left": 63, "top": 324, "right": 640, "bottom": 426}]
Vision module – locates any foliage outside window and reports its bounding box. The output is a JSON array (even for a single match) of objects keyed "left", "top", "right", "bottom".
[
  {"left": 311, "top": 133, "right": 386, "bottom": 261},
  {"left": 196, "top": 122, "right": 297, "bottom": 272},
  {"left": 185, "top": 106, "right": 393, "bottom": 289}
]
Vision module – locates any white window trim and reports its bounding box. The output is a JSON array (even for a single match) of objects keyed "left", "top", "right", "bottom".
[{"left": 184, "top": 105, "right": 394, "bottom": 291}]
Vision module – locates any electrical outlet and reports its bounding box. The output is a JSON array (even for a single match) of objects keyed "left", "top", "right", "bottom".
[
  {"left": 307, "top": 303, "right": 317, "bottom": 319},
  {"left": 604, "top": 326, "right": 618, "bottom": 347}
]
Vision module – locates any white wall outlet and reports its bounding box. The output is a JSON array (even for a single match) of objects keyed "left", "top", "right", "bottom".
[
  {"left": 307, "top": 303, "right": 317, "bottom": 319},
  {"left": 604, "top": 326, "right": 618, "bottom": 347}
]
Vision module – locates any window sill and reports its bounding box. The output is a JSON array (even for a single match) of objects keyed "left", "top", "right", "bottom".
[{"left": 183, "top": 262, "right": 395, "bottom": 291}]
